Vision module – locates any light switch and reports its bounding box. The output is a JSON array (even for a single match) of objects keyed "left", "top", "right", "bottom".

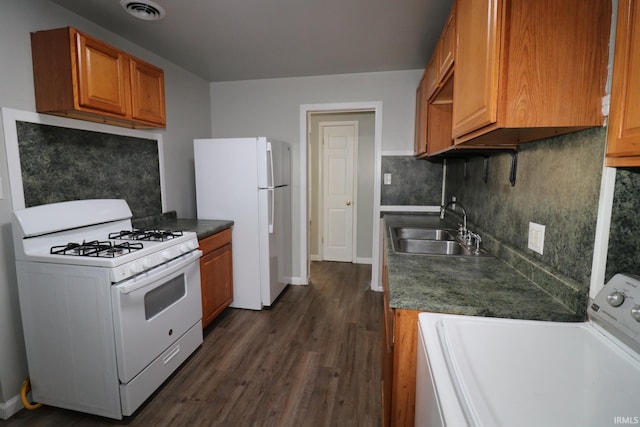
[{"left": 383, "top": 173, "right": 392, "bottom": 185}]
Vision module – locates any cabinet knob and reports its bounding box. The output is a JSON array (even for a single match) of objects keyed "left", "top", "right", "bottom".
[{"left": 346, "top": 200, "right": 351, "bottom": 206}]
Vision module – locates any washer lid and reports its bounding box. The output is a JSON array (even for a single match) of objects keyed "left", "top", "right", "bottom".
[{"left": 437, "top": 316, "right": 640, "bottom": 427}]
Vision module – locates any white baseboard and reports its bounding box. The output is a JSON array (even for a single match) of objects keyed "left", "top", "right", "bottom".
[
  {"left": 0, "top": 393, "right": 23, "bottom": 420},
  {"left": 309, "top": 256, "right": 372, "bottom": 264},
  {"left": 288, "top": 275, "right": 309, "bottom": 285}
]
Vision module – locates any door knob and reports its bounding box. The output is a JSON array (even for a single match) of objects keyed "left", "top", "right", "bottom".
[{"left": 346, "top": 200, "right": 351, "bottom": 206}]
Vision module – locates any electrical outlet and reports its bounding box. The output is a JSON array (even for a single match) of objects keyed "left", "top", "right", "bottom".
[
  {"left": 528, "top": 222, "right": 545, "bottom": 255},
  {"left": 383, "top": 173, "right": 392, "bottom": 185}
]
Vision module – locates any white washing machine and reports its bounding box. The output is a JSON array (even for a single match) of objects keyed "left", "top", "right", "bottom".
[{"left": 416, "top": 273, "right": 640, "bottom": 427}]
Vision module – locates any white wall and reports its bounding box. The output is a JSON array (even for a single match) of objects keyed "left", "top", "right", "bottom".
[
  {"left": 0, "top": 0, "right": 211, "bottom": 417},
  {"left": 209, "top": 70, "right": 421, "bottom": 280}
]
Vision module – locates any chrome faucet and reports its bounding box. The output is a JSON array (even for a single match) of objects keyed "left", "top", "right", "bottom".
[
  {"left": 467, "top": 231, "right": 483, "bottom": 254},
  {"left": 440, "top": 199, "right": 468, "bottom": 238}
]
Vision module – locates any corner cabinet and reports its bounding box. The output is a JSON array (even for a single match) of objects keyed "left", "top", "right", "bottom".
[
  {"left": 606, "top": 0, "right": 640, "bottom": 167},
  {"left": 199, "top": 228, "right": 234, "bottom": 328},
  {"left": 30, "top": 27, "right": 166, "bottom": 129}
]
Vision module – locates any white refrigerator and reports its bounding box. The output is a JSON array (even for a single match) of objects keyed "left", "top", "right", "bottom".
[{"left": 194, "top": 137, "right": 292, "bottom": 310}]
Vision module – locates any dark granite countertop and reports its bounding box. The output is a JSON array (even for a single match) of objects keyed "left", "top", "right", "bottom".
[
  {"left": 383, "top": 214, "right": 582, "bottom": 322},
  {"left": 133, "top": 211, "right": 233, "bottom": 240}
]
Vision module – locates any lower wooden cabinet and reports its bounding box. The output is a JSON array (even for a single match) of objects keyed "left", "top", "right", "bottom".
[
  {"left": 382, "top": 250, "right": 394, "bottom": 427},
  {"left": 382, "top": 249, "right": 421, "bottom": 427},
  {"left": 199, "top": 228, "right": 233, "bottom": 328}
]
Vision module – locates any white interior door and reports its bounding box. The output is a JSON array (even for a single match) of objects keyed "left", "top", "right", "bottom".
[{"left": 322, "top": 123, "right": 357, "bottom": 262}]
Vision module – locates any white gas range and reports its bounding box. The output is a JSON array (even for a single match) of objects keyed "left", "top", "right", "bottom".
[{"left": 11, "top": 199, "right": 203, "bottom": 419}]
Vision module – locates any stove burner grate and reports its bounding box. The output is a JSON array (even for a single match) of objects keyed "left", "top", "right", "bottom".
[
  {"left": 109, "top": 229, "right": 184, "bottom": 242},
  {"left": 51, "top": 240, "right": 144, "bottom": 258}
]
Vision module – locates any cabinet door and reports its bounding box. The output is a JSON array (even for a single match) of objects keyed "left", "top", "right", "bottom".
[
  {"left": 130, "top": 58, "right": 167, "bottom": 127},
  {"left": 425, "top": 51, "right": 439, "bottom": 100},
  {"left": 200, "top": 240, "right": 233, "bottom": 328},
  {"left": 438, "top": 5, "right": 456, "bottom": 81},
  {"left": 75, "top": 31, "right": 130, "bottom": 117},
  {"left": 414, "top": 75, "right": 428, "bottom": 156},
  {"left": 452, "top": 0, "right": 502, "bottom": 139},
  {"left": 606, "top": 0, "right": 640, "bottom": 165},
  {"left": 381, "top": 250, "right": 393, "bottom": 427},
  {"left": 423, "top": 49, "right": 440, "bottom": 101}
]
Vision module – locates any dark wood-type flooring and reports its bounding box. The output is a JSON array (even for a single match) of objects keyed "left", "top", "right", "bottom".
[{"left": 4, "top": 261, "right": 382, "bottom": 427}]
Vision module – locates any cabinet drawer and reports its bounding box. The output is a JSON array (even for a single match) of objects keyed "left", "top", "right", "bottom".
[{"left": 199, "top": 228, "right": 232, "bottom": 253}]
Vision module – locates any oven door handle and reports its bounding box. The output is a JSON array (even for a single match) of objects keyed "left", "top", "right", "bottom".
[{"left": 117, "top": 250, "right": 202, "bottom": 295}]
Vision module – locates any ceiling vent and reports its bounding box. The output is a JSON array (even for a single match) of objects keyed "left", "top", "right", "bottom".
[{"left": 120, "top": 0, "right": 166, "bottom": 21}]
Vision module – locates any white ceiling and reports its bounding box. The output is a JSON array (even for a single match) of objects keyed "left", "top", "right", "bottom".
[{"left": 49, "top": 0, "right": 454, "bottom": 82}]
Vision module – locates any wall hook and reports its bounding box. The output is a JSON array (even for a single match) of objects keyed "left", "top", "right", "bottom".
[
  {"left": 463, "top": 158, "right": 469, "bottom": 181},
  {"left": 483, "top": 156, "right": 489, "bottom": 184},
  {"left": 509, "top": 150, "right": 518, "bottom": 186}
]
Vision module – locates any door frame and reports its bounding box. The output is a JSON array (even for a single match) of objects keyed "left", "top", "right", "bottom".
[
  {"left": 318, "top": 120, "right": 359, "bottom": 262},
  {"left": 299, "top": 102, "right": 383, "bottom": 291}
]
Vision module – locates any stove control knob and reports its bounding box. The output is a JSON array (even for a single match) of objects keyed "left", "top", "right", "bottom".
[
  {"left": 130, "top": 261, "right": 143, "bottom": 274},
  {"left": 607, "top": 291, "right": 625, "bottom": 307},
  {"left": 162, "top": 251, "right": 172, "bottom": 261},
  {"left": 179, "top": 243, "right": 189, "bottom": 253},
  {"left": 188, "top": 241, "right": 198, "bottom": 250},
  {"left": 631, "top": 305, "right": 640, "bottom": 322},
  {"left": 142, "top": 258, "right": 152, "bottom": 269}
]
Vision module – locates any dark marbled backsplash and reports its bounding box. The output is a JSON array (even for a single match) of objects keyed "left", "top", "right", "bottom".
[
  {"left": 606, "top": 168, "right": 640, "bottom": 280},
  {"left": 444, "top": 127, "right": 607, "bottom": 305},
  {"left": 381, "top": 156, "right": 442, "bottom": 205},
  {"left": 16, "top": 121, "right": 162, "bottom": 218}
]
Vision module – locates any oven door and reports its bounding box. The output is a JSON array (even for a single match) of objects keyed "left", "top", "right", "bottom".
[{"left": 112, "top": 250, "right": 202, "bottom": 383}]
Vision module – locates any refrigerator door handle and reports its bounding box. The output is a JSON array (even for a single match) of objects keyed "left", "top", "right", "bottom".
[
  {"left": 268, "top": 188, "right": 274, "bottom": 234},
  {"left": 266, "top": 143, "right": 274, "bottom": 188}
]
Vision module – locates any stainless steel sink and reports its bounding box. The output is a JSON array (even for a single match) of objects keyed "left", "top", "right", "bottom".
[
  {"left": 394, "top": 239, "right": 474, "bottom": 256},
  {"left": 391, "top": 227, "right": 456, "bottom": 241},
  {"left": 389, "top": 226, "right": 489, "bottom": 257}
]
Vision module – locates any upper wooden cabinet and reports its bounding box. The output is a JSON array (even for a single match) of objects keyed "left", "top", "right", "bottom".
[
  {"left": 452, "top": 0, "right": 610, "bottom": 147},
  {"left": 414, "top": 4, "right": 455, "bottom": 156},
  {"left": 31, "top": 27, "right": 166, "bottom": 129},
  {"left": 606, "top": 0, "right": 640, "bottom": 167},
  {"left": 426, "top": 76, "right": 454, "bottom": 156}
]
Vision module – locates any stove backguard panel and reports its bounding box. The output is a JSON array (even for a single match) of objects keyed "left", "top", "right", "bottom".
[{"left": 16, "top": 121, "right": 162, "bottom": 218}]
